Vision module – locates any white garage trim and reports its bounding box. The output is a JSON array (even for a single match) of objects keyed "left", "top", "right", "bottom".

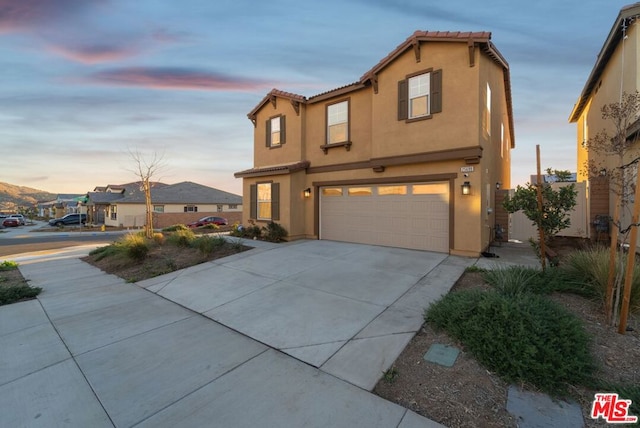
[{"left": 320, "top": 182, "right": 450, "bottom": 252}]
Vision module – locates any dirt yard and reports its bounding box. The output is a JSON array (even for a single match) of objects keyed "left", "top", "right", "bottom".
[{"left": 374, "top": 265, "right": 640, "bottom": 428}]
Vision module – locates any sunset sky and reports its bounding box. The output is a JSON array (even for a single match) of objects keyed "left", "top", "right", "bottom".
[{"left": 0, "top": 0, "right": 633, "bottom": 195}]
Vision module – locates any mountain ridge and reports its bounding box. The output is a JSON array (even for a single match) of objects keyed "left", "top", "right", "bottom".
[{"left": 0, "top": 182, "right": 58, "bottom": 212}]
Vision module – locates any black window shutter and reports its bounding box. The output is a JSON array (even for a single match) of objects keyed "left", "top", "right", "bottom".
[
  {"left": 265, "top": 119, "right": 271, "bottom": 147},
  {"left": 280, "top": 115, "right": 286, "bottom": 145},
  {"left": 431, "top": 69, "right": 442, "bottom": 114},
  {"left": 271, "top": 183, "right": 280, "bottom": 221},
  {"left": 250, "top": 184, "right": 257, "bottom": 219},
  {"left": 397, "top": 79, "right": 408, "bottom": 120}
]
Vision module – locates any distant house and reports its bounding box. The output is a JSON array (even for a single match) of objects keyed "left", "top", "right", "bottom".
[
  {"left": 569, "top": 2, "right": 640, "bottom": 240},
  {"left": 38, "top": 194, "right": 84, "bottom": 218},
  {"left": 90, "top": 181, "right": 242, "bottom": 228},
  {"left": 85, "top": 183, "right": 166, "bottom": 224}
]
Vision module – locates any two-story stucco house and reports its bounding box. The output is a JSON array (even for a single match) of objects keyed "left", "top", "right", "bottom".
[
  {"left": 569, "top": 3, "right": 640, "bottom": 240},
  {"left": 235, "top": 31, "right": 514, "bottom": 257}
]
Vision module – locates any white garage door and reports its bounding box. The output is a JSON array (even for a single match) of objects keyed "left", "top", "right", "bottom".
[{"left": 320, "top": 182, "right": 449, "bottom": 252}]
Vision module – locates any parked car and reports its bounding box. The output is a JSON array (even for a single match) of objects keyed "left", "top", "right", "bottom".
[
  {"left": 8, "top": 214, "right": 26, "bottom": 225},
  {"left": 2, "top": 217, "right": 20, "bottom": 227},
  {"left": 48, "top": 213, "right": 87, "bottom": 227},
  {"left": 187, "top": 216, "right": 228, "bottom": 228}
]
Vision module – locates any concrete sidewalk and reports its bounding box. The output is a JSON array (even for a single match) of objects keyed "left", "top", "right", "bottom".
[{"left": 0, "top": 239, "right": 540, "bottom": 427}]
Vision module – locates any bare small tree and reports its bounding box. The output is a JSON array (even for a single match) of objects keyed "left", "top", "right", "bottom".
[
  {"left": 583, "top": 91, "right": 640, "bottom": 327},
  {"left": 127, "top": 149, "right": 166, "bottom": 239}
]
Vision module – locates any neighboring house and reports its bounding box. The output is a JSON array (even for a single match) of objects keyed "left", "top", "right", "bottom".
[
  {"left": 235, "top": 31, "right": 514, "bottom": 256},
  {"left": 102, "top": 181, "right": 242, "bottom": 228},
  {"left": 85, "top": 183, "right": 160, "bottom": 224},
  {"left": 38, "top": 194, "right": 84, "bottom": 218},
  {"left": 569, "top": 2, "right": 640, "bottom": 240}
]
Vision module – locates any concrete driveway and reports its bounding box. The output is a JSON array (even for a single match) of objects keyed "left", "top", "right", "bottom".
[
  {"left": 1, "top": 239, "right": 476, "bottom": 427},
  {"left": 138, "top": 239, "right": 474, "bottom": 390}
]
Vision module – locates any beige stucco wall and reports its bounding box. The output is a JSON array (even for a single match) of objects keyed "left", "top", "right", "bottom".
[
  {"left": 241, "top": 39, "right": 513, "bottom": 256},
  {"left": 253, "top": 99, "right": 303, "bottom": 168},
  {"left": 370, "top": 43, "right": 479, "bottom": 159}
]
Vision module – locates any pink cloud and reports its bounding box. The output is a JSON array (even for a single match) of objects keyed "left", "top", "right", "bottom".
[
  {"left": 0, "top": 0, "right": 103, "bottom": 34},
  {"left": 47, "top": 43, "right": 139, "bottom": 64},
  {"left": 84, "top": 67, "right": 273, "bottom": 91}
]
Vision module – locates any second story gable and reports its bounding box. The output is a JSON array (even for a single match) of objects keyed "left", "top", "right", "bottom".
[{"left": 247, "top": 31, "right": 514, "bottom": 170}]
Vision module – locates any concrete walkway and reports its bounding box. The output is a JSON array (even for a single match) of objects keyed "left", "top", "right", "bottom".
[{"left": 0, "top": 239, "right": 540, "bottom": 427}]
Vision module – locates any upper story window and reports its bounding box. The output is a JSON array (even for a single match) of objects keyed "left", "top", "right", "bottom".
[
  {"left": 153, "top": 205, "right": 164, "bottom": 213},
  {"left": 266, "top": 115, "right": 285, "bottom": 147},
  {"left": 184, "top": 205, "right": 198, "bottom": 212},
  {"left": 409, "top": 73, "right": 430, "bottom": 118},
  {"left": 327, "top": 100, "right": 349, "bottom": 144},
  {"left": 485, "top": 82, "right": 492, "bottom": 136},
  {"left": 398, "top": 69, "right": 442, "bottom": 121}
]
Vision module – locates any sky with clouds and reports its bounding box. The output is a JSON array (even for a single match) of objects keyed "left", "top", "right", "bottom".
[{"left": 0, "top": 0, "right": 633, "bottom": 194}]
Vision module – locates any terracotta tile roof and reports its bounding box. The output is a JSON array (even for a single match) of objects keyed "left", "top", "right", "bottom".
[
  {"left": 360, "top": 31, "right": 493, "bottom": 81},
  {"left": 234, "top": 161, "right": 310, "bottom": 178},
  {"left": 248, "top": 88, "right": 307, "bottom": 120},
  {"left": 308, "top": 82, "right": 366, "bottom": 102}
]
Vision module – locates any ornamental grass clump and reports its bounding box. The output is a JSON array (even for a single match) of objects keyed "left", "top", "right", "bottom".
[
  {"left": 561, "top": 247, "right": 640, "bottom": 312},
  {"left": 191, "top": 235, "right": 225, "bottom": 256}
]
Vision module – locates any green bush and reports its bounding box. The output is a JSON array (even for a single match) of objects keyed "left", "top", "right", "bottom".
[
  {"left": 262, "top": 221, "right": 287, "bottom": 242},
  {"left": 166, "top": 228, "right": 196, "bottom": 247},
  {"left": 425, "top": 289, "right": 594, "bottom": 395},
  {"left": 191, "top": 235, "right": 225, "bottom": 255},
  {"left": 0, "top": 260, "right": 19, "bottom": 271},
  {"left": 162, "top": 224, "right": 189, "bottom": 232},
  {"left": 561, "top": 247, "right": 640, "bottom": 311},
  {"left": 201, "top": 223, "right": 220, "bottom": 230},
  {"left": 89, "top": 244, "right": 125, "bottom": 261},
  {"left": 0, "top": 285, "right": 42, "bottom": 305},
  {"left": 230, "top": 224, "right": 262, "bottom": 239}
]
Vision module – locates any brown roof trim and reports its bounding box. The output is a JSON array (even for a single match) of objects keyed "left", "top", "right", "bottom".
[
  {"left": 307, "top": 146, "right": 483, "bottom": 174},
  {"left": 248, "top": 89, "right": 307, "bottom": 122},
  {"left": 569, "top": 3, "right": 640, "bottom": 123},
  {"left": 234, "top": 161, "right": 310, "bottom": 178}
]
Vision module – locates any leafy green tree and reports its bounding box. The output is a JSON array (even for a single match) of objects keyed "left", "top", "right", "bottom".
[{"left": 503, "top": 182, "right": 577, "bottom": 239}]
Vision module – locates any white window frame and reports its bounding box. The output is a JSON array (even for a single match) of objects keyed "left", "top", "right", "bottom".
[
  {"left": 327, "top": 100, "right": 348, "bottom": 144},
  {"left": 153, "top": 205, "right": 164, "bottom": 213},
  {"left": 408, "top": 72, "right": 430, "bottom": 118}
]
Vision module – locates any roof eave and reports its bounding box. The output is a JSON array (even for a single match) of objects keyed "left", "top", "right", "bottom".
[{"left": 569, "top": 3, "right": 640, "bottom": 123}]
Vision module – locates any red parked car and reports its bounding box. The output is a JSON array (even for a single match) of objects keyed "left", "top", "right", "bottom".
[
  {"left": 2, "top": 217, "right": 20, "bottom": 227},
  {"left": 187, "top": 216, "right": 228, "bottom": 228}
]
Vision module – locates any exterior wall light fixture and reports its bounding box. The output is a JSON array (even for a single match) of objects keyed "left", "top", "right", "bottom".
[
  {"left": 461, "top": 181, "right": 471, "bottom": 195},
  {"left": 304, "top": 188, "right": 311, "bottom": 198},
  {"left": 495, "top": 181, "right": 501, "bottom": 190}
]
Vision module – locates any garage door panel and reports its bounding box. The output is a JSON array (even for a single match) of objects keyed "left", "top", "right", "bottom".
[{"left": 320, "top": 182, "right": 449, "bottom": 253}]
